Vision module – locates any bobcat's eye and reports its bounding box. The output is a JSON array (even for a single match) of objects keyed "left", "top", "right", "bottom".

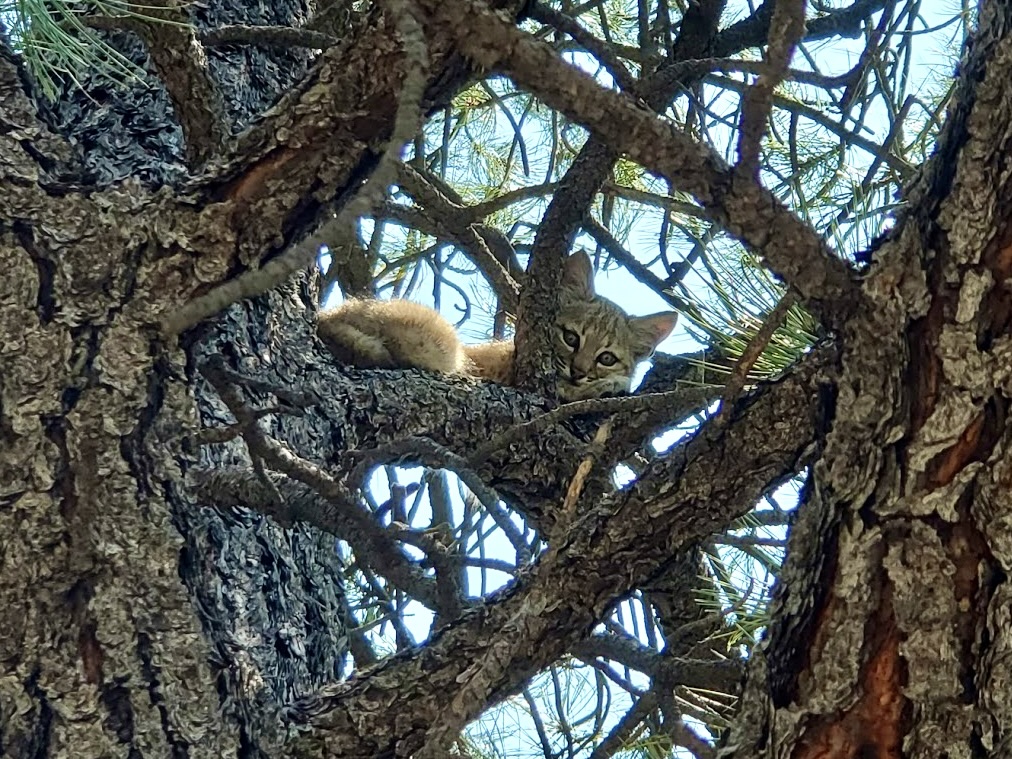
[
  {"left": 597, "top": 351, "right": 618, "bottom": 367},
  {"left": 562, "top": 329, "right": 580, "bottom": 349}
]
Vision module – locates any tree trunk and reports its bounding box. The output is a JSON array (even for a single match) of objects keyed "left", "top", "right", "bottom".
[
  {"left": 724, "top": 3, "right": 1012, "bottom": 756},
  {"left": 0, "top": 0, "right": 530, "bottom": 752},
  {"left": 0, "top": 0, "right": 348, "bottom": 751}
]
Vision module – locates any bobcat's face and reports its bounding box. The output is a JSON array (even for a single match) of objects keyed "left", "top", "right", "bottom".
[
  {"left": 553, "top": 296, "right": 677, "bottom": 401},
  {"left": 554, "top": 306, "right": 636, "bottom": 401}
]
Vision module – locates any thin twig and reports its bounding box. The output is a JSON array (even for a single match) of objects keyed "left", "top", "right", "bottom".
[
  {"left": 709, "top": 73, "right": 913, "bottom": 176},
  {"left": 559, "top": 420, "right": 613, "bottom": 525},
  {"left": 463, "top": 488, "right": 534, "bottom": 566},
  {"left": 735, "top": 0, "right": 807, "bottom": 175},
  {"left": 527, "top": 2, "right": 637, "bottom": 92},
  {"left": 395, "top": 163, "right": 521, "bottom": 308},
  {"left": 713, "top": 290, "right": 797, "bottom": 428}
]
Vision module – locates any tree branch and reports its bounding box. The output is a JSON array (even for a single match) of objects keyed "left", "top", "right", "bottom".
[
  {"left": 194, "top": 466, "right": 446, "bottom": 611},
  {"left": 394, "top": 164, "right": 522, "bottom": 309},
  {"left": 734, "top": 0, "right": 806, "bottom": 175},
  {"left": 713, "top": 0, "right": 887, "bottom": 57},
  {"left": 82, "top": 5, "right": 228, "bottom": 164},
  {"left": 415, "top": 0, "right": 861, "bottom": 329},
  {"left": 283, "top": 345, "right": 834, "bottom": 755},
  {"left": 163, "top": 0, "right": 430, "bottom": 335},
  {"left": 526, "top": 2, "right": 637, "bottom": 92}
]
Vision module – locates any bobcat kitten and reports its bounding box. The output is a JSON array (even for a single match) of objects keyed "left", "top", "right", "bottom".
[{"left": 317, "top": 251, "right": 677, "bottom": 400}]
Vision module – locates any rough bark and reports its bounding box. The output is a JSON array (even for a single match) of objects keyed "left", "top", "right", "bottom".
[
  {"left": 1, "top": 0, "right": 531, "bottom": 753},
  {"left": 723, "top": 2, "right": 1012, "bottom": 756}
]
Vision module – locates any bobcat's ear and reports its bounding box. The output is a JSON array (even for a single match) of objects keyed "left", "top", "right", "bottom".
[
  {"left": 561, "top": 250, "right": 595, "bottom": 300},
  {"left": 632, "top": 312, "right": 678, "bottom": 356}
]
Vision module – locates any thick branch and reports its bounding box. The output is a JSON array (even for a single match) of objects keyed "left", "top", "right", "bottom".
[
  {"left": 416, "top": 0, "right": 861, "bottom": 328},
  {"left": 283, "top": 346, "right": 834, "bottom": 756},
  {"left": 713, "top": 0, "right": 887, "bottom": 57},
  {"left": 85, "top": 4, "right": 228, "bottom": 164}
]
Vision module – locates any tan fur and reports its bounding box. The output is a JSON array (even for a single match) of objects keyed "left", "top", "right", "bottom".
[
  {"left": 318, "top": 298, "right": 467, "bottom": 374},
  {"left": 462, "top": 342, "right": 516, "bottom": 384},
  {"left": 317, "top": 251, "right": 678, "bottom": 400}
]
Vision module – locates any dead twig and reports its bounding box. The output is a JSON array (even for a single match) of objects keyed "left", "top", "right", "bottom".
[
  {"left": 198, "top": 359, "right": 453, "bottom": 613},
  {"left": 713, "top": 290, "right": 798, "bottom": 428},
  {"left": 558, "top": 420, "right": 613, "bottom": 527}
]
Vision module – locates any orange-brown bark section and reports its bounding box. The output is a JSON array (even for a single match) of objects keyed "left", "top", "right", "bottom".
[
  {"left": 907, "top": 305, "right": 942, "bottom": 435},
  {"left": 79, "top": 622, "right": 104, "bottom": 686},
  {"left": 223, "top": 148, "right": 298, "bottom": 204},
  {"left": 979, "top": 228, "right": 1012, "bottom": 359},
  {"left": 793, "top": 586, "right": 906, "bottom": 759},
  {"left": 928, "top": 410, "right": 985, "bottom": 488}
]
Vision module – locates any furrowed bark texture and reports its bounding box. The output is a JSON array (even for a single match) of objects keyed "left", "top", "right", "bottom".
[
  {"left": 0, "top": 14, "right": 336, "bottom": 757},
  {"left": 724, "top": 3, "right": 1012, "bottom": 756},
  {"left": 1, "top": 0, "right": 531, "bottom": 752}
]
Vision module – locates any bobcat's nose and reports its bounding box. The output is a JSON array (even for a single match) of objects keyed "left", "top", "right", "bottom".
[{"left": 570, "top": 367, "right": 587, "bottom": 382}]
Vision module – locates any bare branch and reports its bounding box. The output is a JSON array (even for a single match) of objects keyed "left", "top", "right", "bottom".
[
  {"left": 588, "top": 691, "right": 658, "bottom": 759},
  {"left": 527, "top": 2, "right": 637, "bottom": 92},
  {"left": 193, "top": 467, "right": 447, "bottom": 612},
  {"left": 82, "top": 6, "right": 227, "bottom": 163},
  {"left": 346, "top": 435, "right": 505, "bottom": 514},
  {"left": 713, "top": 0, "right": 887, "bottom": 57},
  {"left": 394, "top": 164, "right": 522, "bottom": 308},
  {"left": 581, "top": 214, "right": 694, "bottom": 312},
  {"left": 197, "top": 359, "right": 453, "bottom": 612},
  {"left": 285, "top": 346, "right": 834, "bottom": 754},
  {"left": 709, "top": 74, "right": 913, "bottom": 175},
  {"left": 735, "top": 0, "right": 807, "bottom": 175},
  {"left": 572, "top": 635, "right": 742, "bottom": 693},
  {"left": 201, "top": 24, "right": 338, "bottom": 50},
  {"left": 416, "top": 0, "right": 862, "bottom": 328}
]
